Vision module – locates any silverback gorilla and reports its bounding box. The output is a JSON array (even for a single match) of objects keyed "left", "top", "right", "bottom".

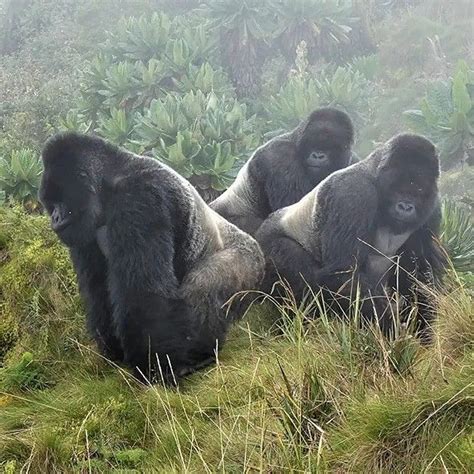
[
  {"left": 210, "top": 107, "right": 355, "bottom": 235},
  {"left": 256, "top": 134, "right": 446, "bottom": 340},
  {"left": 39, "top": 132, "right": 265, "bottom": 383}
]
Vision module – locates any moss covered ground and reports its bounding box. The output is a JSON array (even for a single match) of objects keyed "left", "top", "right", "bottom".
[{"left": 0, "top": 207, "right": 473, "bottom": 472}]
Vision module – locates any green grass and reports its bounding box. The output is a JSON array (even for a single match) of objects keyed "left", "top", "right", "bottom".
[{"left": 1, "top": 207, "right": 473, "bottom": 472}]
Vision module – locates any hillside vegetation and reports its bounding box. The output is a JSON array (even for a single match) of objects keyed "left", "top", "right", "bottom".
[
  {"left": 0, "top": 0, "right": 473, "bottom": 471},
  {"left": 0, "top": 207, "right": 473, "bottom": 472}
]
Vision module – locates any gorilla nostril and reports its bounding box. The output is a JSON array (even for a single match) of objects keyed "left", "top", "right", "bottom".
[{"left": 397, "top": 201, "right": 415, "bottom": 214}]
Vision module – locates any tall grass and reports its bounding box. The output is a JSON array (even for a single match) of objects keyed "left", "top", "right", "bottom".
[{"left": 0, "top": 208, "right": 473, "bottom": 471}]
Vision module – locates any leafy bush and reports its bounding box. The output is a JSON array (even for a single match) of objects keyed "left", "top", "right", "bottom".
[
  {"left": 62, "top": 12, "right": 227, "bottom": 130},
  {"left": 264, "top": 75, "right": 320, "bottom": 130},
  {"left": 135, "top": 91, "right": 258, "bottom": 192},
  {"left": 441, "top": 200, "right": 474, "bottom": 275},
  {"left": 265, "top": 64, "right": 372, "bottom": 131},
  {"left": 0, "top": 149, "right": 43, "bottom": 208},
  {"left": 404, "top": 61, "right": 474, "bottom": 169},
  {"left": 200, "top": 0, "right": 276, "bottom": 96},
  {"left": 350, "top": 54, "right": 379, "bottom": 81},
  {"left": 314, "top": 66, "right": 373, "bottom": 124},
  {"left": 59, "top": 12, "right": 260, "bottom": 197},
  {"left": 274, "top": 0, "right": 354, "bottom": 62}
]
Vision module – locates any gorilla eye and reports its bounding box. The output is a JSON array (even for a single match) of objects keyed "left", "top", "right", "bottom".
[{"left": 410, "top": 181, "right": 423, "bottom": 194}]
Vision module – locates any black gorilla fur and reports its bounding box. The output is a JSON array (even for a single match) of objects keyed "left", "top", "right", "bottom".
[
  {"left": 210, "top": 107, "right": 355, "bottom": 235},
  {"left": 256, "top": 134, "right": 446, "bottom": 339},
  {"left": 39, "top": 132, "right": 264, "bottom": 383}
]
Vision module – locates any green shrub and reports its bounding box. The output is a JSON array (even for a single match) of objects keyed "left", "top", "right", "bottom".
[
  {"left": 404, "top": 61, "right": 474, "bottom": 170},
  {"left": 0, "top": 149, "right": 43, "bottom": 208},
  {"left": 274, "top": 0, "right": 354, "bottom": 62},
  {"left": 265, "top": 65, "right": 372, "bottom": 131},
  {"left": 441, "top": 200, "right": 474, "bottom": 275},
  {"left": 135, "top": 91, "right": 259, "bottom": 192},
  {"left": 200, "top": 0, "right": 275, "bottom": 96},
  {"left": 58, "top": 12, "right": 261, "bottom": 196},
  {"left": 0, "top": 351, "right": 50, "bottom": 392}
]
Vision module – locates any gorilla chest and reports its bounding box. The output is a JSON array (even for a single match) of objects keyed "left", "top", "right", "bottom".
[{"left": 368, "top": 228, "right": 411, "bottom": 280}]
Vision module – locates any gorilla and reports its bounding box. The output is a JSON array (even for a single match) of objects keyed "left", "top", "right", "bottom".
[
  {"left": 39, "top": 132, "right": 265, "bottom": 383},
  {"left": 210, "top": 107, "right": 355, "bottom": 235},
  {"left": 256, "top": 134, "right": 446, "bottom": 339}
]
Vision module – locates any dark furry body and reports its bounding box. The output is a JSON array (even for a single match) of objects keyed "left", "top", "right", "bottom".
[
  {"left": 256, "top": 134, "right": 446, "bottom": 339},
  {"left": 210, "top": 108, "right": 355, "bottom": 235},
  {"left": 39, "top": 133, "right": 265, "bottom": 382}
]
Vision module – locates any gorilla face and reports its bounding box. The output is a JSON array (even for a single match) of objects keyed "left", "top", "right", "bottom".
[
  {"left": 39, "top": 164, "right": 103, "bottom": 247},
  {"left": 298, "top": 109, "right": 353, "bottom": 182},
  {"left": 378, "top": 162, "right": 438, "bottom": 234}
]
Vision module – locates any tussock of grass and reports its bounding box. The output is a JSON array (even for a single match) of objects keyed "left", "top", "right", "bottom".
[{"left": 0, "top": 207, "right": 473, "bottom": 472}]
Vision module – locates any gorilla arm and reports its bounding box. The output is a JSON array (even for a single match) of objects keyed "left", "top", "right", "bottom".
[
  {"left": 387, "top": 201, "right": 447, "bottom": 339},
  {"left": 70, "top": 243, "right": 124, "bottom": 362},
  {"left": 102, "top": 174, "right": 201, "bottom": 380}
]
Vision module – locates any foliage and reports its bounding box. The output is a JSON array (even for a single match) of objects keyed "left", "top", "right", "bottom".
[
  {"left": 199, "top": 0, "right": 276, "bottom": 96},
  {"left": 56, "top": 12, "right": 261, "bottom": 196},
  {"left": 404, "top": 61, "right": 474, "bottom": 169},
  {"left": 0, "top": 351, "right": 50, "bottom": 392},
  {"left": 350, "top": 54, "right": 379, "bottom": 81},
  {"left": 274, "top": 0, "right": 355, "bottom": 62},
  {"left": 441, "top": 200, "right": 474, "bottom": 275},
  {"left": 315, "top": 66, "right": 373, "bottom": 124},
  {"left": 264, "top": 75, "right": 320, "bottom": 130},
  {"left": 135, "top": 91, "right": 258, "bottom": 191},
  {"left": 439, "top": 166, "right": 474, "bottom": 209},
  {"left": 378, "top": 16, "right": 445, "bottom": 77},
  {"left": 0, "top": 0, "right": 157, "bottom": 153},
  {"left": 76, "top": 13, "right": 225, "bottom": 123},
  {"left": 265, "top": 64, "right": 372, "bottom": 131},
  {"left": 0, "top": 149, "right": 43, "bottom": 207}
]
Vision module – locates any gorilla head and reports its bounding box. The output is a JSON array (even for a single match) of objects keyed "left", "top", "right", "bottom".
[
  {"left": 39, "top": 135, "right": 112, "bottom": 247},
  {"left": 376, "top": 134, "right": 439, "bottom": 234},
  {"left": 210, "top": 107, "right": 355, "bottom": 235},
  {"left": 296, "top": 107, "right": 355, "bottom": 183}
]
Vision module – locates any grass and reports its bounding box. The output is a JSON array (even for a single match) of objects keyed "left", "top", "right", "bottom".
[{"left": 0, "top": 207, "right": 473, "bottom": 472}]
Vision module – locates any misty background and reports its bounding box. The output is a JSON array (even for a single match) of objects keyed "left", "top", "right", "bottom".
[{"left": 0, "top": 0, "right": 472, "bottom": 206}]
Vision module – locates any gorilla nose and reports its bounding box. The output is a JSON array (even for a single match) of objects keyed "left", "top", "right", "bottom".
[{"left": 396, "top": 201, "right": 415, "bottom": 216}]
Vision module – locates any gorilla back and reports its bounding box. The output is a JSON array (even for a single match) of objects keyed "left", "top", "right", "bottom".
[
  {"left": 256, "top": 134, "right": 446, "bottom": 340},
  {"left": 39, "top": 132, "right": 265, "bottom": 383},
  {"left": 210, "top": 107, "right": 355, "bottom": 235}
]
